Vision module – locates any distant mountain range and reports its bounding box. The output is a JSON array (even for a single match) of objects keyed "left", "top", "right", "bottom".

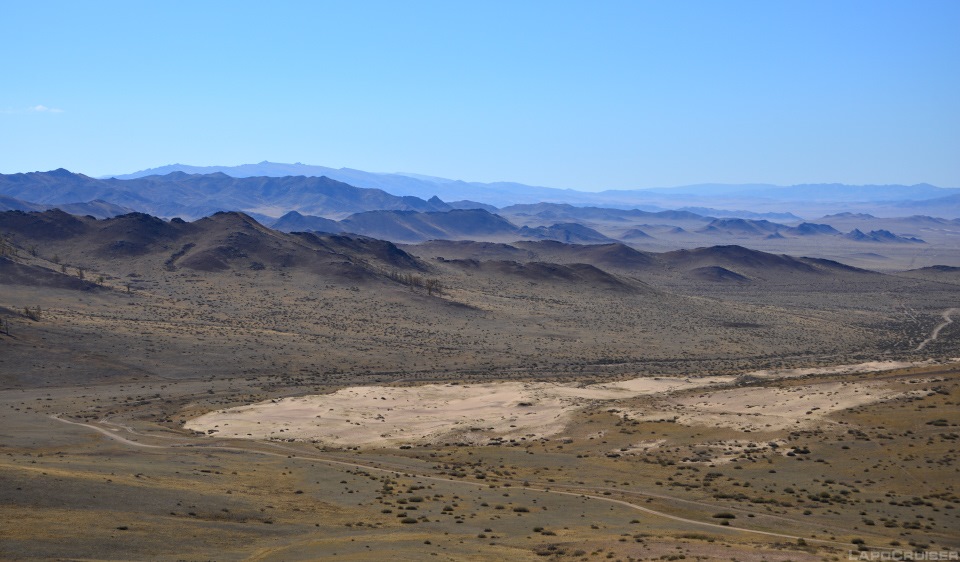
[
  {"left": 107, "top": 161, "right": 583, "bottom": 209},
  {"left": 4, "top": 165, "right": 958, "bottom": 224},
  {"left": 0, "top": 169, "right": 453, "bottom": 220},
  {"left": 105, "top": 161, "right": 960, "bottom": 219},
  {"left": 3, "top": 170, "right": 953, "bottom": 250},
  {"left": 0, "top": 194, "right": 133, "bottom": 218}
]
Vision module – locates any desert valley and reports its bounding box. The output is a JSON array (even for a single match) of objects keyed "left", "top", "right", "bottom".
[
  {"left": 0, "top": 167, "right": 958, "bottom": 561},
  {"left": 6, "top": 3, "right": 959, "bottom": 559}
]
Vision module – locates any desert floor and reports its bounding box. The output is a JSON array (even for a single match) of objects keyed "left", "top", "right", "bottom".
[{"left": 1, "top": 219, "right": 959, "bottom": 560}]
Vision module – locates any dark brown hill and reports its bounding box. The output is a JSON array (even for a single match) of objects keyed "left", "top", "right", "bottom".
[
  {"left": 689, "top": 266, "right": 751, "bottom": 283},
  {"left": 171, "top": 212, "right": 426, "bottom": 275},
  {"left": 440, "top": 258, "right": 638, "bottom": 292},
  {"left": 517, "top": 223, "right": 613, "bottom": 243},
  {"left": 270, "top": 211, "right": 344, "bottom": 233},
  {"left": 0, "top": 209, "right": 94, "bottom": 240},
  {"left": 699, "top": 218, "right": 782, "bottom": 236},
  {"left": 417, "top": 240, "right": 867, "bottom": 283},
  {"left": 699, "top": 219, "right": 841, "bottom": 238},
  {"left": 0, "top": 210, "right": 427, "bottom": 283},
  {"left": 91, "top": 212, "right": 186, "bottom": 257},
  {"left": 844, "top": 228, "right": 925, "bottom": 243},
  {"left": 621, "top": 228, "right": 652, "bottom": 240},
  {"left": 340, "top": 209, "right": 518, "bottom": 243},
  {"left": 787, "top": 222, "right": 841, "bottom": 236},
  {"left": 512, "top": 241, "right": 656, "bottom": 270},
  {"left": 0, "top": 257, "right": 101, "bottom": 291},
  {"left": 659, "top": 245, "right": 877, "bottom": 282},
  {"left": 662, "top": 245, "right": 818, "bottom": 272},
  {"left": 405, "top": 240, "right": 535, "bottom": 262},
  {"left": 292, "top": 232, "right": 425, "bottom": 271},
  {"left": 912, "top": 265, "right": 960, "bottom": 274},
  {"left": 896, "top": 265, "right": 960, "bottom": 285}
]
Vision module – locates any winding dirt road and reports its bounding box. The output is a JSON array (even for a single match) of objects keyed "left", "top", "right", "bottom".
[
  {"left": 51, "top": 414, "right": 887, "bottom": 552},
  {"left": 916, "top": 307, "right": 960, "bottom": 351}
]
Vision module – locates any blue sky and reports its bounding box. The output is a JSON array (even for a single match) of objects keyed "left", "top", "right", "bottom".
[{"left": 2, "top": 1, "right": 958, "bottom": 190}]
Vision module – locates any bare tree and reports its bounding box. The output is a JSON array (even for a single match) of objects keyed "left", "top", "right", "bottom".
[{"left": 425, "top": 278, "right": 443, "bottom": 296}]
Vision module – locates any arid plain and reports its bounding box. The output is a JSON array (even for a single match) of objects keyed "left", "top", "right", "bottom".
[{"left": 1, "top": 210, "right": 959, "bottom": 561}]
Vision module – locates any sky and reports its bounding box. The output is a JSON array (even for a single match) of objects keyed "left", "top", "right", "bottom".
[{"left": 2, "top": 0, "right": 958, "bottom": 190}]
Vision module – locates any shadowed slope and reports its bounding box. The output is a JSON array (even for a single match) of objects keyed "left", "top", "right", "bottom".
[
  {"left": 340, "top": 209, "right": 518, "bottom": 242},
  {"left": 0, "top": 210, "right": 428, "bottom": 283},
  {"left": 0, "top": 256, "right": 101, "bottom": 291}
]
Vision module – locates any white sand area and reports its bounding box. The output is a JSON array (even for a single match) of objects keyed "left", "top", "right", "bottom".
[
  {"left": 186, "top": 360, "right": 953, "bottom": 448},
  {"left": 185, "top": 376, "right": 730, "bottom": 447}
]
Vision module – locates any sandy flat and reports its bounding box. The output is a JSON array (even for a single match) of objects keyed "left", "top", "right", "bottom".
[
  {"left": 740, "top": 359, "right": 932, "bottom": 380},
  {"left": 626, "top": 381, "right": 925, "bottom": 432},
  {"left": 185, "top": 376, "right": 733, "bottom": 447},
  {"left": 185, "top": 362, "right": 943, "bottom": 447}
]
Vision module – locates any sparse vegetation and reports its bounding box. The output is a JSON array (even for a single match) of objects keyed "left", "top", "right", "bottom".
[
  {"left": 0, "top": 208, "right": 958, "bottom": 561},
  {"left": 385, "top": 269, "right": 444, "bottom": 296}
]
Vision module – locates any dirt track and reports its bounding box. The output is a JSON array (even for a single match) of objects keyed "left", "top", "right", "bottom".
[
  {"left": 50, "top": 414, "right": 876, "bottom": 552},
  {"left": 916, "top": 307, "right": 960, "bottom": 350}
]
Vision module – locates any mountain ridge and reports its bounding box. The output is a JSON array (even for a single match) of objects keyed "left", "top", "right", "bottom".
[
  {"left": 102, "top": 161, "right": 960, "bottom": 218},
  {"left": 0, "top": 169, "right": 452, "bottom": 220}
]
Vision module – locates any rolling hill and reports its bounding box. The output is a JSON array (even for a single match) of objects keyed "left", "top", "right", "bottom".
[{"left": 0, "top": 209, "right": 428, "bottom": 283}]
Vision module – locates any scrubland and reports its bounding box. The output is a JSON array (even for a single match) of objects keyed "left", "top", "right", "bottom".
[{"left": 1, "top": 211, "right": 958, "bottom": 560}]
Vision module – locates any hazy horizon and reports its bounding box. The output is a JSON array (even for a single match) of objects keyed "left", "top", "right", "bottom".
[{"left": 8, "top": 161, "right": 960, "bottom": 194}]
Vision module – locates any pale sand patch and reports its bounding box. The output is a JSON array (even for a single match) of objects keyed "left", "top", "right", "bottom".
[
  {"left": 614, "top": 438, "right": 667, "bottom": 456},
  {"left": 740, "top": 360, "right": 933, "bottom": 380},
  {"left": 185, "top": 376, "right": 733, "bottom": 448},
  {"left": 625, "top": 381, "right": 926, "bottom": 432},
  {"left": 185, "top": 360, "right": 955, "bottom": 448},
  {"left": 593, "top": 376, "right": 733, "bottom": 395}
]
